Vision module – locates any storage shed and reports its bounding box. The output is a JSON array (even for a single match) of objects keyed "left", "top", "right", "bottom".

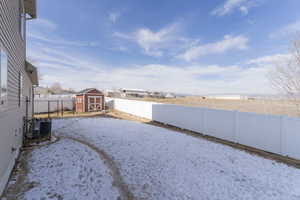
[{"left": 76, "top": 88, "right": 105, "bottom": 112}]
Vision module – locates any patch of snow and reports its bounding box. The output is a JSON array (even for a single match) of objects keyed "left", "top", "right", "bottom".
[
  {"left": 53, "top": 118, "right": 300, "bottom": 200},
  {"left": 24, "top": 139, "right": 120, "bottom": 200}
]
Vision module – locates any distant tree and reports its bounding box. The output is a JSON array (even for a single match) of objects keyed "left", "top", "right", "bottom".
[
  {"left": 66, "top": 88, "right": 76, "bottom": 93},
  {"left": 50, "top": 82, "right": 63, "bottom": 94},
  {"left": 269, "top": 35, "right": 300, "bottom": 97},
  {"left": 269, "top": 35, "right": 300, "bottom": 116}
]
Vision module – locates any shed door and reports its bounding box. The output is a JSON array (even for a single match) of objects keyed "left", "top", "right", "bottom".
[{"left": 88, "top": 96, "right": 102, "bottom": 112}]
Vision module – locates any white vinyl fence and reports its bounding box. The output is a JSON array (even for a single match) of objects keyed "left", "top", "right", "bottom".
[
  {"left": 109, "top": 98, "right": 300, "bottom": 160},
  {"left": 110, "top": 98, "right": 157, "bottom": 119},
  {"left": 34, "top": 97, "right": 75, "bottom": 114}
]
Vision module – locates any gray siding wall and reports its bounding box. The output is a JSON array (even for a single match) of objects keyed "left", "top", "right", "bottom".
[{"left": 0, "top": 0, "right": 34, "bottom": 195}]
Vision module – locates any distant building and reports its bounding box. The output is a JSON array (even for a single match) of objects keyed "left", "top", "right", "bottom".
[
  {"left": 164, "top": 93, "right": 176, "bottom": 98},
  {"left": 149, "top": 91, "right": 165, "bottom": 98},
  {"left": 205, "top": 95, "right": 248, "bottom": 100},
  {"left": 104, "top": 89, "right": 122, "bottom": 98},
  {"left": 120, "top": 88, "right": 150, "bottom": 98},
  {"left": 104, "top": 88, "right": 176, "bottom": 99}
]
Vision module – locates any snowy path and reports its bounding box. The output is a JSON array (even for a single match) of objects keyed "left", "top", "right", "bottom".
[
  {"left": 23, "top": 138, "right": 121, "bottom": 200},
  {"left": 58, "top": 135, "right": 134, "bottom": 200},
  {"left": 49, "top": 117, "right": 300, "bottom": 200}
]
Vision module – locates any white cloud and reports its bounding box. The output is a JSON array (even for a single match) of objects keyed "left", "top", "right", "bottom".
[
  {"left": 114, "top": 24, "right": 249, "bottom": 61},
  {"left": 110, "top": 46, "right": 128, "bottom": 52},
  {"left": 178, "top": 35, "right": 249, "bottom": 62},
  {"left": 28, "top": 18, "right": 99, "bottom": 47},
  {"left": 113, "top": 32, "right": 132, "bottom": 40},
  {"left": 28, "top": 44, "right": 102, "bottom": 72},
  {"left": 134, "top": 24, "right": 186, "bottom": 56},
  {"left": 32, "top": 18, "right": 58, "bottom": 31},
  {"left": 28, "top": 31, "right": 98, "bottom": 47},
  {"left": 270, "top": 20, "right": 300, "bottom": 39},
  {"left": 109, "top": 12, "right": 121, "bottom": 23},
  {"left": 211, "top": 0, "right": 259, "bottom": 16},
  {"left": 41, "top": 63, "right": 273, "bottom": 94},
  {"left": 113, "top": 23, "right": 192, "bottom": 57},
  {"left": 212, "top": 0, "right": 247, "bottom": 16},
  {"left": 27, "top": 17, "right": 275, "bottom": 94},
  {"left": 246, "top": 54, "right": 291, "bottom": 65},
  {"left": 239, "top": 6, "right": 249, "bottom": 15},
  {"left": 29, "top": 44, "right": 274, "bottom": 94}
]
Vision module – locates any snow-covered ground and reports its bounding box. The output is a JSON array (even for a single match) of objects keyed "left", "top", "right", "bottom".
[
  {"left": 24, "top": 139, "right": 120, "bottom": 200},
  {"left": 11, "top": 117, "right": 300, "bottom": 200},
  {"left": 51, "top": 118, "right": 300, "bottom": 200}
]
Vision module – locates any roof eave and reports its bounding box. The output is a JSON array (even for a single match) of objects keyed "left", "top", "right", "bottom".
[
  {"left": 24, "top": 0, "right": 37, "bottom": 19},
  {"left": 25, "top": 61, "right": 39, "bottom": 86},
  {"left": 77, "top": 88, "right": 104, "bottom": 95}
]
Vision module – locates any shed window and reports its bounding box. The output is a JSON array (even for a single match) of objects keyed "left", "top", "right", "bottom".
[
  {"left": 0, "top": 47, "right": 8, "bottom": 107},
  {"left": 77, "top": 98, "right": 82, "bottom": 103}
]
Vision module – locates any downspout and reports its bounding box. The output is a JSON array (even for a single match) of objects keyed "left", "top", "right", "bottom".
[{"left": 32, "top": 86, "right": 35, "bottom": 118}]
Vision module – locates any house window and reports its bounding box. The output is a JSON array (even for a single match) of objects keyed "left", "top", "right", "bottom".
[
  {"left": 18, "top": 72, "right": 23, "bottom": 107},
  {"left": 19, "top": 0, "right": 26, "bottom": 40},
  {"left": 0, "top": 47, "right": 8, "bottom": 107}
]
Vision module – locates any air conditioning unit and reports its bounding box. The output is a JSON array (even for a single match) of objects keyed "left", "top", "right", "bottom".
[{"left": 31, "top": 118, "right": 52, "bottom": 140}]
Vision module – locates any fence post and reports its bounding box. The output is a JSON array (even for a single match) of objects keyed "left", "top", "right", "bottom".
[
  {"left": 73, "top": 99, "right": 75, "bottom": 115},
  {"left": 48, "top": 101, "right": 50, "bottom": 118},
  {"left": 57, "top": 100, "right": 59, "bottom": 117},
  {"left": 61, "top": 100, "right": 64, "bottom": 117},
  {"left": 280, "top": 116, "right": 285, "bottom": 156},
  {"left": 233, "top": 111, "right": 238, "bottom": 143},
  {"left": 202, "top": 108, "right": 206, "bottom": 134}
]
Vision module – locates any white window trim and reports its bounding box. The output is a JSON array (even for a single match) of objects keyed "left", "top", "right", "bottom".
[{"left": 87, "top": 96, "right": 102, "bottom": 112}]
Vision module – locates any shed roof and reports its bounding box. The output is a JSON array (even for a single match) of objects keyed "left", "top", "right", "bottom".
[
  {"left": 77, "top": 88, "right": 103, "bottom": 95},
  {"left": 24, "top": 0, "right": 37, "bottom": 19},
  {"left": 25, "top": 61, "right": 39, "bottom": 85}
]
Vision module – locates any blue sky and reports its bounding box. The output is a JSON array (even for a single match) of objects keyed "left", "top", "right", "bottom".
[{"left": 27, "top": 0, "right": 300, "bottom": 94}]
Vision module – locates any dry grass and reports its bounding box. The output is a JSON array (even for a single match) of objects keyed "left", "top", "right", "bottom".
[
  {"left": 126, "top": 96, "right": 300, "bottom": 117},
  {"left": 34, "top": 111, "right": 107, "bottom": 119}
]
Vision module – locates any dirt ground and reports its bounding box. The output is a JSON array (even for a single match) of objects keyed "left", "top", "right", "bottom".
[
  {"left": 34, "top": 111, "right": 108, "bottom": 119},
  {"left": 126, "top": 96, "right": 300, "bottom": 117}
]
